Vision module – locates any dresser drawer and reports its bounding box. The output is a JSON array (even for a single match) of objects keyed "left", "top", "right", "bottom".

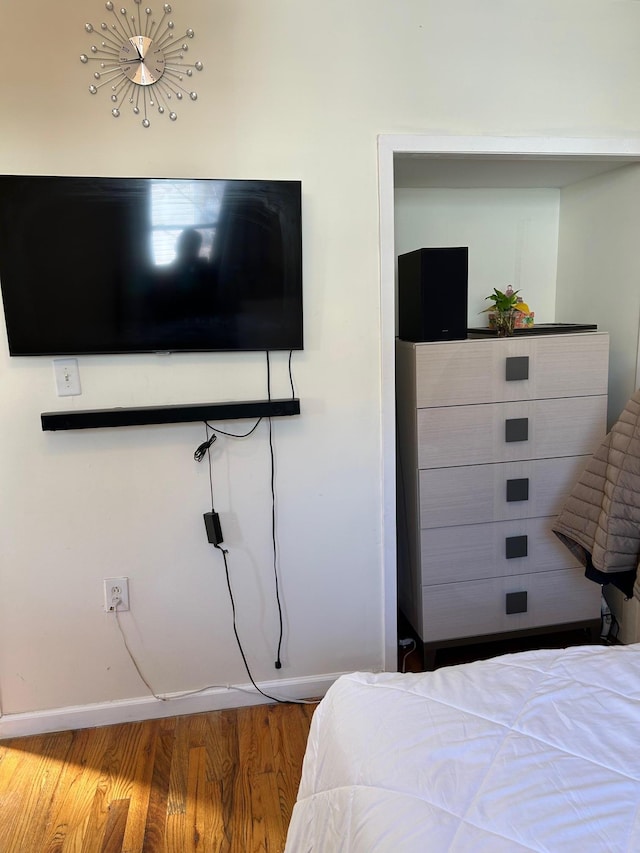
[
  {"left": 419, "top": 456, "right": 589, "bottom": 529},
  {"left": 420, "top": 516, "right": 580, "bottom": 585},
  {"left": 421, "top": 568, "right": 601, "bottom": 643},
  {"left": 417, "top": 394, "right": 606, "bottom": 469},
  {"left": 410, "top": 333, "right": 609, "bottom": 408}
]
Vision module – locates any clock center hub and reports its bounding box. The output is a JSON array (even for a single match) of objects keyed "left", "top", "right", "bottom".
[{"left": 119, "top": 35, "right": 165, "bottom": 86}]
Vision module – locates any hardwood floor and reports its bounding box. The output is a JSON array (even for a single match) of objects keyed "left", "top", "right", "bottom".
[{"left": 0, "top": 701, "right": 316, "bottom": 853}]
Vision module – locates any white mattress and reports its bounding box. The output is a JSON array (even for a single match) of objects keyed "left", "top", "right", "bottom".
[{"left": 285, "top": 644, "right": 640, "bottom": 852}]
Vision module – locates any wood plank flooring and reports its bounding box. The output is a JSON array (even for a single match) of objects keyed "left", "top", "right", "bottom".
[{"left": 0, "top": 701, "right": 316, "bottom": 853}]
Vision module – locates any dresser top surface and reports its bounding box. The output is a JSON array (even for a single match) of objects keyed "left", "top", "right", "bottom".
[{"left": 397, "top": 331, "right": 608, "bottom": 349}]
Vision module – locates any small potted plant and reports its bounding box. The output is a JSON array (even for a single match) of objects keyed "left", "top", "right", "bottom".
[{"left": 483, "top": 286, "right": 532, "bottom": 336}]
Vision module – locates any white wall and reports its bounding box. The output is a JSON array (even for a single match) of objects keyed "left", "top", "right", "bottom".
[
  {"left": 556, "top": 164, "right": 640, "bottom": 426},
  {"left": 2, "top": 0, "right": 640, "bottom": 732},
  {"left": 394, "top": 188, "right": 561, "bottom": 326}
]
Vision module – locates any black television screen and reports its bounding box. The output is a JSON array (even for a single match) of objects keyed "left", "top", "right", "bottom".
[{"left": 0, "top": 175, "right": 303, "bottom": 355}]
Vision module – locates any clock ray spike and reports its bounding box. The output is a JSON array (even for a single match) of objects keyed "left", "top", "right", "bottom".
[
  {"left": 164, "top": 64, "right": 196, "bottom": 79},
  {"left": 81, "top": 55, "right": 118, "bottom": 63},
  {"left": 141, "top": 88, "right": 152, "bottom": 127},
  {"left": 108, "top": 6, "right": 133, "bottom": 45},
  {"left": 155, "top": 77, "right": 173, "bottom": 96},
  {"left": 162, "top": 59, "right": 191, "bottom": 71},
  {"left": 89, "top": 76, "right": 125, "bottom": 92},
  {"left": 162, "top": 70, "right": 195, "bottom": 98},
  {"left": 163, "top": 66, "right": 190, "bottom": 81},
  {"left": 162, "top": 68, "right": 184, "bottom": 84},
  {"left": 86, "top": 33, "right": 122, "bottom": 53},
  {"left": 96, "top": 68, "right": 126, "bottom": 85},
  {"left": 92, "top": 46, "right": 122, "bottom": 58},
  {"left": 119, "top": 78, "right": 136, "bottom": 104},
  {"left": 108, "top": 25, "right": 129, "bottom": 48},
  {"left": 155, "top": 78, "right": 178, "bottom": 106},
  {"left": 168, "top": 30, "right": 194, "bottom": 44},
  {"left": 155, "top": 27, "right": 176, "bottom": 48},
  {"left": 164, "top": 61, "right": 201, "bottom": 75},
  {"left": 155, "top": 9, "right": 170, "bottom": 31},
  {"left": 153, "top": 80, "right": 169, "bottom": 102},
  {"left": 142, "top": 6, "right": 152, "bottom": 38},
  {"left": 122, "top": 11, "right": 138, "bottom": 39},
  {"left": 157, "top": 34, "right": 178, "bottom": 52},
  {"left": 96, "top": 61, "right": 122, "bottom": 72},
  {"left": 161, "top": 41, "right": 182, "bottom": 52},
  {"left": 153, "top": 84, "right": 171, "bottom": 113},
  {"left": 162, "top": 45, "right": 191, "bottom": 59},
  {"left": 111, "top": 74, "right": 132, "bottom": 95}
]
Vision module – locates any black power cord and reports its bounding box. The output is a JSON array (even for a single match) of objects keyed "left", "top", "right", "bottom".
[
  {"left": 266, "top": 350, "right": 284, "bottom": 670},
  {"left": 191, "top": 349, "right": 301, "bottom": 700},
  {"left": 196, "top": 422, "right": 285, "bottom": 701},
  {"left": 203, "top": 418, "right": 263, "bottom": 440},
  {"left": 194, "top": 430, "right": 217, "bottom": 462},
  {"left": 215, "top": 541, "right": 288, "bottom": 704},
  {"left": 287, "top": 348, "right": 296, "bottom": 399}
]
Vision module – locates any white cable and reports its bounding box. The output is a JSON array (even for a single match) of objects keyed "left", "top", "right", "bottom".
[
  {"left": 111, "top": 610, "right": 319, "bottom": 705},
  {"left": 401, "top": 638, "right": 417, "bottom": 673}
]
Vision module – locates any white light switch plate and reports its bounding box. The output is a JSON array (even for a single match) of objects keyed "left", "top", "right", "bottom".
[{"left": 53, "top": 358, "right": 81, "bottom": 397}]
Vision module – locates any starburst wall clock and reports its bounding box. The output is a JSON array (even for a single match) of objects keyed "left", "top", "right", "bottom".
[{"left": 80, "top": 1, "right": 203, "bottom": 127}]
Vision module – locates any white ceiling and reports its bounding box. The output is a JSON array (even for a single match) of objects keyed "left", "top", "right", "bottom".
[{"left": 393, "top": 155, "right": 639, "bottom": 189}]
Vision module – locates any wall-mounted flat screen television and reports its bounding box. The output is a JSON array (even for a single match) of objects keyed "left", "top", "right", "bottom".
[{"left": 0, "top": 175, "right": 303, "bottom": 355}]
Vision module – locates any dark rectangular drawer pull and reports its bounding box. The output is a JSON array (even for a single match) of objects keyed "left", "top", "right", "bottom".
[
  {"left": 505, "top": 356, "right": 529, "bottom": 381},
  {"left": 506, "top": 591, "right": 528, "bottom": 614},
  {"left": 506, "top": 478, "right": 529, "bottom": 502},
  {"left": 505, "top": 417, "right": 529, "bottom": 443},
  {"left": 506, "top": 535, "right": 528, "bottom": 559}
]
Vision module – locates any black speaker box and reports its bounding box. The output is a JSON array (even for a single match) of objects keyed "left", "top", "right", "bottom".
[{"left": 398, "top": 247, "right": 468, "bottom": 342}]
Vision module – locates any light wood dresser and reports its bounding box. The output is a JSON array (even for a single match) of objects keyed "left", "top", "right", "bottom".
[{"left": 395, "top": 332, "right": 609, "bottom": 668}]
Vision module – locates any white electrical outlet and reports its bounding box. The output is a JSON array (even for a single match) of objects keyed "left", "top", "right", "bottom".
[
  {"left": 103, "top": 577, "right": 130, "bottom": 612},
  {"left": 53, "top": 358, "right": 82, "bottom": 397}
]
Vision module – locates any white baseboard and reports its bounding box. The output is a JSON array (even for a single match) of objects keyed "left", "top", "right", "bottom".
[{"left": 0, "top": 672, "right": 346, "bottom": 740}]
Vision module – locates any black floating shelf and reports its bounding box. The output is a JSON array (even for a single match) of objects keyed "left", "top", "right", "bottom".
[{"left": 41, "top": 399, "right": 300, "bottom": 431}]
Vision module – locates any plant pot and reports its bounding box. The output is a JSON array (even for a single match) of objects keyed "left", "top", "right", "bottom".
[{"left": 489, "top": 309, "right": 517, "bottom": 336}]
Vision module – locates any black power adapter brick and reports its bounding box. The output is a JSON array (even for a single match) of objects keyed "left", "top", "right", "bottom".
[{"left": 203, "top": 511, "right": 224, "bottom": 545}]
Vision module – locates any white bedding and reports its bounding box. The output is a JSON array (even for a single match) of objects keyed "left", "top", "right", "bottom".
[{"left": 285, "top": 644, "right": 640, "bottom": 852}]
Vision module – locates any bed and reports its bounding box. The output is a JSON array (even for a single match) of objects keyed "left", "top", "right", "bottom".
[{"left": 285, "top": 644, "right": 640, "bottom": 852}]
